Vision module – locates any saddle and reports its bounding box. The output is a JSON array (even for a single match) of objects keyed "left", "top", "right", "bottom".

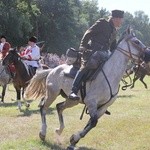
[
  {"left": 28, "top": 66, "right": 36, "bottom": 76},
  {"left": 64, "top": 62, "right": 105, "bottom": 81},
  {"left": 64, "top": 50, "right": 108, "bottom": 81}
]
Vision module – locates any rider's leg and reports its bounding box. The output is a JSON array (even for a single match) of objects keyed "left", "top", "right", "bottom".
[{"left": 69, "top": 67, "right": 89, "bottom": 100}]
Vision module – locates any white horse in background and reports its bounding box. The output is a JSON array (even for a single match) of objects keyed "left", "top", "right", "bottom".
[
  {"left": 24, "top": 28, "right": 147, "bottom": 149},
  {"left": 0, "top": 60, "right": 11, "bottom": 103}
]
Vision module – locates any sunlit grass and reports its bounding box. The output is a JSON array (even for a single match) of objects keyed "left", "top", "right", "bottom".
[{"left": 0, "top": 77, "right": 149, "bottom": 150}]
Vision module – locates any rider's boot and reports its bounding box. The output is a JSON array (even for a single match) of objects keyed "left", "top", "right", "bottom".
[{"left": 69, "top": 68, "right": 88, "bottom": 100}]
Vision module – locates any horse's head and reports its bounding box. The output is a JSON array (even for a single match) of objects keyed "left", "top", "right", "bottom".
[
  {"left": 2, "top": 48, "right": 20, "bottom": 66},
  {"left": 66, "top": 48, "right": 81, "bottom": 65},
  {"left": 117, "top": 27, "right": 146, "bottom": 63}
]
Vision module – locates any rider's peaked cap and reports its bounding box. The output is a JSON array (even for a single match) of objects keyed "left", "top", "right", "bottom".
[
  {"left": 0, "top": 35, "right": 6, "bottom": 39},
  {"left": 112, "top": 10, "right": 124, "bottom": 18},
  {"left": 66, "top": 48, "right": 78, "bottom": 58},
  {"left": 29, "top": 36, "right": 37, "bottom": 43}
]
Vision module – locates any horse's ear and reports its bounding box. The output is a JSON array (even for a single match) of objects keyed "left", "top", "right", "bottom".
[
  {"left": 126, "top": 26, "right": 135, "bottom": 36},
  {"left": 13, "top": 47, "right": 18, "bottom": 51},
  {"left": 126, "top": 26, "right": 131, "bottom": 34}
]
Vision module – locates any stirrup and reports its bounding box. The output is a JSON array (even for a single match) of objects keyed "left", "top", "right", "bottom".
[{"left": 68, "top": 93, "right": 80, "bottom": 101}]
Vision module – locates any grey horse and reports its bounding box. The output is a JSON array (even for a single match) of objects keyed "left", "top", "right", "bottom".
[
  {"left": 24, "top": 28, "right": 146, "bottom": 149},
  {"left": 0, "top": 60, "right": 11, "bottom": 103}
]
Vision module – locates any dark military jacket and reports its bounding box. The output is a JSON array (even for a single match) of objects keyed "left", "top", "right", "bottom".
[{"left": 80, "top": 18, "right": 117, "bottom": 52}]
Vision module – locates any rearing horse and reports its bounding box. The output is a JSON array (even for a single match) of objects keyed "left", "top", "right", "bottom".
[{"left": 24, "top": 28, "right": 146, "bottom": 149}]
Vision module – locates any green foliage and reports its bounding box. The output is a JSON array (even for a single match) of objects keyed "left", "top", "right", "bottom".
[{"left": 0, "top": 0, "right": 150, "bottom": 53}]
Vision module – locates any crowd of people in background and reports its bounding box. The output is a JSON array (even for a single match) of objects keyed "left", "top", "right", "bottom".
[
  {"left": 40, "top": 52, "right": 66, "bottom": 68},
  {"left": 0, "top": 35, "right": 67, "bottom": 70}
]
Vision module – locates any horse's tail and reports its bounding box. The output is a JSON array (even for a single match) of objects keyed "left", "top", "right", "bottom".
[{"left": 24, "top": 68, "right": 52, "bottom": 100}]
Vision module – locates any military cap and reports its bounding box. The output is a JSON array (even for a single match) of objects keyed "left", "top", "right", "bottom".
[
  {"left": 29, "top": 36, "right": 37, "bottom": 43},
  {"left": 66, "top": 48, "right": 78, "bottom": 58},
  {"left": 112, "top": 10, "right": 124, "bottom": 18}
]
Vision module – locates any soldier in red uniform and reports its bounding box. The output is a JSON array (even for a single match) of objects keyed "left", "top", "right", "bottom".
[
  {"left": 0, "top": 35, "right": 11, "bottom": 59},
  {"left": 0, "top": 35, "right": 15, "bottom": 78}
]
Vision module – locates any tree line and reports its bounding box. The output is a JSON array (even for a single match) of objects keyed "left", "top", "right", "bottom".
[{"left": 0, "top": 0, "right": 150, "bottom": 55}]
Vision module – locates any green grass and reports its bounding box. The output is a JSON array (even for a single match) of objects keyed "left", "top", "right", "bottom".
[{"left": 0, "top": 77, "right": 150, "bottom": 150}]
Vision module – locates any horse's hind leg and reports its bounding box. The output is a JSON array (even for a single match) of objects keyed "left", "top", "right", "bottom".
[
  {"left": 14, "top": 87, "right": 22, "bottom": 110},
  {"left": 39, "top": 101, "right": 47, "bottom": 141},
  {"left": 56, "top": 100, "right": 78, "bottom": 135},
  {"left": 39, "top": 84, "right": 59, "bottom": 141}
]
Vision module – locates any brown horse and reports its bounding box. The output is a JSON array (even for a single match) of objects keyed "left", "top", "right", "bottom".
[
  {"left": 127, "top": 63, "right": 150, "bottom": 89},
  {"left": 2, "top": 48, "right": 49, "bottom": 110}
]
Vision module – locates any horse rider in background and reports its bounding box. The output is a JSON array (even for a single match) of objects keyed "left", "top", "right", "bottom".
[
  {"left": 20, "top": 36, "right": 41, "bottom": 75},
  {"left": 68, "top": 9, "right": 124, "bottom": 100},
  {"left": 0, "top": 35, "right": 11, "bottom": 59},
  {"left": 0, "top": 35, "right": 16, "bottom": 79}
]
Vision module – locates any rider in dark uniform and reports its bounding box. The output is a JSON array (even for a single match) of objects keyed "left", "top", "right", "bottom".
[{"left": 68, "top": 9, "right": 124, "bottom": 100}]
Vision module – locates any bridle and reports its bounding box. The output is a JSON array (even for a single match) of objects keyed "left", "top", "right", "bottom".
[{"left": 116, "top": 35, "right": 147, "bottom": 63}]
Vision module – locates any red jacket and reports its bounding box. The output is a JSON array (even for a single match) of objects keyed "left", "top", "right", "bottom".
[{"left": 2, "top": 42, "right": 11, "bottom": 58}]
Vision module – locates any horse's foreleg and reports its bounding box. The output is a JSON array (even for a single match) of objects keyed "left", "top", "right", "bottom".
[
  {"left": 130, "top": 76, "right": 138, "bottom": 89},
  {"left": 39, "top": 84, "right": 59, "bottom": 141},
  {"left": 67, "top": 104, "right": 98, "bottom": 149},
  {"left": 1, "top": 84, "right": 7, "bottom": 103},
  {"left": 15, "top": 87, "right": 22, "bottom": 110},
  {"left": 56, "top": 100, "right": 78, "bottom": 135},
  {"left": 139, "top": 76, "right": 147, "bottom": 89}
]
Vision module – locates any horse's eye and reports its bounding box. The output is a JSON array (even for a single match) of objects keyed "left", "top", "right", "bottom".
[{"left": 134, "top": 40, "right": 140, "bottom": 45}]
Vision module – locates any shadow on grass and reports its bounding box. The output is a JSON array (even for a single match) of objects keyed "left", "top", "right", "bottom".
[
  {"left": 41, "top": 140, "right": 97, "bottom": 150},
  {"left": 0, "top": 100, "right": 56, "bottom": 117},
  {"left": 117, "top": 94, "right": 135, "bottom": 99},
  {"left": 18, "top": 107, "right": 56, "bottom": 117},
  {"left": 0, "top": 101, "right": 18, "bottom": 107},
  {"left": 0, "top": 100, "right": 34, "bottom": 107}
]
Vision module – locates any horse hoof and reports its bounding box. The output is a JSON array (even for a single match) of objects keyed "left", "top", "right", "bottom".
[
  {"left": 26, "top": 103, "right": 30, "bottom": 108},
  {"left": 55, "top": 130, "right": 61, "bottom": 135},
  {"left": 55, "top": 128, "right": 63, "bottom": 135},
  {"left": 70, "top": 134, "right": 80, "bottom": 146},
  {"left": 39, "top": 132, "right": 45, "bottom": 141},
  {"left": 67, "top": 146, "right": 75, "bottom": 150},
  {"left": 17, "top": 106, "right": 22, "bottom": 111}
]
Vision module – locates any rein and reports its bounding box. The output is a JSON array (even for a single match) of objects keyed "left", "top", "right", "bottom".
[
  {"left": 97, "top": 69, "right": 120, "bottom": 110},
  {"left": 96, "top": 37, "right": 146, "bottom": 112},
  {"left": 116, "top": 37, "right": 146, "bottom": 63},
  {"left": 121, "top": 73, "right": 133, "bottom": 90},
  {"left": 80, "top": 35, "right": 146, "bottom": 119}
]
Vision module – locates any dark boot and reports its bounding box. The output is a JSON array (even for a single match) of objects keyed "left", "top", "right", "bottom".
[{"left": 69, "top": 68, "right": 88, "bottom": 100}]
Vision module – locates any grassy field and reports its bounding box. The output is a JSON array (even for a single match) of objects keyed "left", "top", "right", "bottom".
[{"left": 0, "top": 77, "right": 149, "bottom": 150}]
